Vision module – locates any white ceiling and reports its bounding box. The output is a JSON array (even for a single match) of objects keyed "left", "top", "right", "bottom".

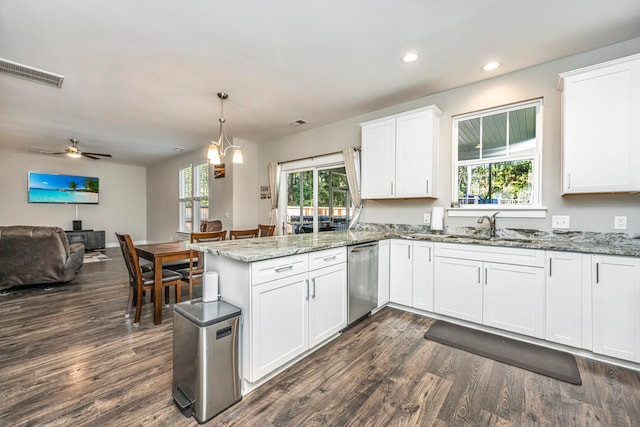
[{"left": 1, "top": 1, "right": 640, "bottom": 166}]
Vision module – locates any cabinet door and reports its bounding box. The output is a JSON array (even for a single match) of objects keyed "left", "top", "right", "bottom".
[
  {"left": 592, "top": 255, "right": 640, "bottom": 362},
  {"left": 377, "top": 239, "right": 390, "bottom": 308},
  {"left": 395, "top": 109, "right": 438, "bottom": 198},
  {"left": 308, "top": 263, "right": 347, "bottom": 347},
  {"left": 250, "top": 273, "right": 309, "bottom": 382},
  {"left": 545, "top": 251, "right": 583, "bottom": 346},
  {"left": 483, "top": 262, "right": 545, "bottom": 338},
  {"left": 389, "top": 240, "right": 412, "bottom": 306},
  {"left": 412, "top": 241, "right": 434, "bottom": 312},
  {"left": 361, "top": 118, "right": 395, "bottom": 198},
  {"left": 562, "top": 55, "right": 640, "bottom": 194},
  {"left": 433, "top": 257, "right": 483, "bottom": 323}
]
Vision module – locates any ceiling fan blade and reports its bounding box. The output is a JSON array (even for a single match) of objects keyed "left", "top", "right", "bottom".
[
  {"left": 82, "top": 153, "right": 101, "bottom": 160},
  {"left": 82, "top": 152, "right": 112, "bottom": 157},
  {"left": 40, "top": 151, "right": 66, "bottom": 155}
]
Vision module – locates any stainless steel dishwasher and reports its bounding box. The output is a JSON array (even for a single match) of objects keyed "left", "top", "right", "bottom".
[{"left": 347, "top": 242, "right": 379, "bottom": 325}]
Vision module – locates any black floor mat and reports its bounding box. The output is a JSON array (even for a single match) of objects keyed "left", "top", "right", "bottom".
[{"left": 424, "top": 321, "right": 581, "bottom": 385}]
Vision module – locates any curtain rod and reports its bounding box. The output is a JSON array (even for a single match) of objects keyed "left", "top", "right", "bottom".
[{"left": 277, "top": 147, "right": 360, "bottom": 165}]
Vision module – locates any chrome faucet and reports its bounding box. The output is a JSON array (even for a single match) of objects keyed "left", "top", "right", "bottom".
[{"left": 478, "top": 212, "right": 500, "bottom": 238}]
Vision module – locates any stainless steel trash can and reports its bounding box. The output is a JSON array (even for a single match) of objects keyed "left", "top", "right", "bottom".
[{"left": 172, "top": 299, "right": 242, "bottom": 424}]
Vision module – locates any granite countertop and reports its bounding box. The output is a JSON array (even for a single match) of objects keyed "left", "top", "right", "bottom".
[{"left": 189, "top": 228, "right": 640, "bottom": 262}]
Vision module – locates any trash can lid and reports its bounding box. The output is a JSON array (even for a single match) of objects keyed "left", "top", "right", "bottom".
[{"left": 174, "top": 299, "right": 241, "bottom": 327}]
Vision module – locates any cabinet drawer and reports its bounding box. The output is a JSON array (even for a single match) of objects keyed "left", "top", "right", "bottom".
[
  {"left": 251, "top": 254, "right": 309, "bottom": 285},
  {"left": 308, "top": 247, "right": 347, "bottom": 270},
  {"left": 435, "top": 243, "right": 544, "bottom": 267}
]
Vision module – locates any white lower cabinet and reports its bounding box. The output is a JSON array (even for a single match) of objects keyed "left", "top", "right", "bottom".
[
  {"left": 545, "top": 251, "right": 583, "bottom": 347},
  {"left": 389, "top": 240, "right": 412, "bottom": 305},
  {"left": 377, "top": 239, "right": 390, "bottom": 308},
  {"left": 592, "top": 254, "right": 640, "bottom": 362},
  {"left": 482, "top": 262, "right": 544, "bottom": 338},
  {"left": 389, "top": 239, "right": 434, "bottom": 310},
  {"left": 244, "top": 248, "right": 346, "bottom": 383},
  {"left": 251, "top": 272, "right": 309, "bottom": 381},
  {"left": 433, "top": 257, "right": 483, "bottom": 323},
  {"left": 412, "top": 241, "right": 434, "bottom": 312},
  {"left": 433, "top": 243, "right": 545, "bottom": 339},
  {"left": 308, "top": 263, "right": 347, "bottom": 347}
]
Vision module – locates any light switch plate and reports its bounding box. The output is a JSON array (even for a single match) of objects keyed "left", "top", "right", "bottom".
[
  {"left": 552, "top": 215, "right": 570, "bottom": 229},
  {"left": 423, "top": 213, "right": 431, "bottom": 224}
]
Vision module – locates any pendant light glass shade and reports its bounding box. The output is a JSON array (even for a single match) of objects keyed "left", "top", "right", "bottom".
[{"left": 207, "top": 92, "right": 244, "bottom": 165}]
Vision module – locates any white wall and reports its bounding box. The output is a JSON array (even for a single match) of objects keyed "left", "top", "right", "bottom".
[
  {"left": 147, "top": 138, "right": 259, "bottom": 241},
  {"left": 258, "top": 37, "right": 640, "bottom": 234},
  {"left": 0, "top": 148, "right": 147, "bottom": 246}
]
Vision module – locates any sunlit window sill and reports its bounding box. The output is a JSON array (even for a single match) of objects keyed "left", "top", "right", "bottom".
[{"left": 447, "top": 206, "right": 547, "bottom": 219}]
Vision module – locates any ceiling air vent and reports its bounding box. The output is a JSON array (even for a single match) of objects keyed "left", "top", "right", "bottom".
[
  {"left": 0, "top": 58, "right": 64, "bottom": 88},
  {"left": 288, "top": 119, "right": 308, "bottom": 127}
]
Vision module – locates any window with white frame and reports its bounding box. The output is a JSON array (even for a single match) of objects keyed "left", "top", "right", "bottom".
[
  {"left": 179, "top": 163, "right": 209, "bottom": 232},
  {"left": 453, "top": 99, "right": 542, "bottom": 208}
]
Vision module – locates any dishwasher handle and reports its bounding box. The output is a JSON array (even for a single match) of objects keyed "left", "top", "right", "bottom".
[{"left": 350, "top": 243, "right": 378, "bottom": 252}]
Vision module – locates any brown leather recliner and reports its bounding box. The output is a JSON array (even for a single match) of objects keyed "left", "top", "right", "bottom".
[{"left": 0, "top": 225, "right": 85, "bottom": 291}]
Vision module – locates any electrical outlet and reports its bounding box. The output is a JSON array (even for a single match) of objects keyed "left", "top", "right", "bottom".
[
  {"left": 551, "top": 215, "right": 570, "bottom": 229},
  {"left": 423, "top": 213, "right": 431, "bottom": 224},
  {"left": 614, "top": 216, "right": 627, "bottom": 230}
]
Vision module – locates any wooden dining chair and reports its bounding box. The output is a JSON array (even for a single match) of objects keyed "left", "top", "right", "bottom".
[
  {"left": 177, "top": 230, "right": 227, "bottom": 300},
  {"left": 258, "top": 224, "right": 276, "bottom": 237},
  {"left": 229, "top": 228, "right": 259, "bottom": 240},
  {"left": 115, "top": 233, "right": 182, "bottom": 326}
]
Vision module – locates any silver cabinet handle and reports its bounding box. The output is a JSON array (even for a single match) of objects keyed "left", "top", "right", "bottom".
[
  {"left": 323, "top": 255, "right": 337, "bottom": 262},
  {"left": 275, "top": 265, "right": 294, "bottom": 273},
  {"left": 426, "top": 180, "right": 429, "bottom": 194},
  {"left": 485, "top": 267, "right": 488, "bottom": 285},
  {"left": 568, "top": 173, "right": 571, "bottom": 189},
  {"left": 596, "top": 262, "right": 599, "bottom": 284},
  {"left": 305, "top": 279, "right": 309, "bottom": 301},
  {"left": 477, "top": 266, "right": 481, "bottom": 284},
  {"left": 549, "top": 258, "right": 552, "bottom": 277},
  {"left": 428, "top": 246, "right": 432, "bottom": 262},
  {"left": 407, "top": 245, "right": 411, "bottom": 259},
  {"left": 391, "top": 182, "right": 394, "bottom": 195},
  {"left": 311, "top": 278, "right": 316, "bottom": 299}
]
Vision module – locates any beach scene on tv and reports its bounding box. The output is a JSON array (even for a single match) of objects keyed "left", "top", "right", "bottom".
[{"left": 28, "top": 172, "right": 99, "bottom": 204}]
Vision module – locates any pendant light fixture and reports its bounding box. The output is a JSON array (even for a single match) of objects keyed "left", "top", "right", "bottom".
[{"left": 207, "top": 92, "right": 244, "bottom": 165}]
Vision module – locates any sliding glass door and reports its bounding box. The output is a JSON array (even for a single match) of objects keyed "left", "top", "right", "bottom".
[{"left": 279, "top": 154, "right": 352, "bottom": 235}]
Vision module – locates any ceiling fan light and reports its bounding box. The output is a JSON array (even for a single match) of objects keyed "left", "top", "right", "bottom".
[
  {"left": 66, "top": 152, "right": 82, "bottom": 159},
  {"left": 232, "top": 148, "right": 244, "bottom": 164}
]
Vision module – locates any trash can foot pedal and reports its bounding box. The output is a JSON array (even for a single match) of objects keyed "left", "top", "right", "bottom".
[{"left": 173, "top": 386, "right": 195, "bottom": 418}]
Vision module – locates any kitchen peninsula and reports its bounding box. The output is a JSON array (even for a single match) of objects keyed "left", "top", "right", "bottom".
[{"left": 191, "top": 228, "right": 640, "bottom": 394}]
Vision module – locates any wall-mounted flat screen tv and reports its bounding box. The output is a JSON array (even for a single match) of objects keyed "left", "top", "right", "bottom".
[{"left": 28, "top": 172, "right": 99, "bottom": 204}]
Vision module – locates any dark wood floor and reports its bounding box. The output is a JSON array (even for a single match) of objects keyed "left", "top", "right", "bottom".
[{"left": 1, "top": 248, "right": 640, "bottom": 426}]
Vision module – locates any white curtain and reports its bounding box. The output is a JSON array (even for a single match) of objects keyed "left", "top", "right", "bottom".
[
  {"left": 342, "top": 146, "right": 362, "bottom": 229},
  {"left": 268, "top": 161, "right": 281, "bottom": 230}
]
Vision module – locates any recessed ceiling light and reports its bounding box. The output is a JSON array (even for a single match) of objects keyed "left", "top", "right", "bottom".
[
  {"left": 173, "top": 147, "right": 185, "bottom": 152},
  {"left": 482, "top": 62, "right": 500, "bottom": 71},
  {"left": 401, "top": 51, "right": 420, "bottom": 63}
]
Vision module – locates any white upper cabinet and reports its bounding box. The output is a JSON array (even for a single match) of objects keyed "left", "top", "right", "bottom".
[
  {"left": 361, "top": 105, "right": 441, "bottom": 199},
  {"left": 560, "top": 53, "right": 640, "bottom": 194}
]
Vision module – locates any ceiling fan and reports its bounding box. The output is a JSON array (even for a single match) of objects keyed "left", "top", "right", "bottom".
[{"left": 39, "top": 138, "right": 112, "bottom": 160}]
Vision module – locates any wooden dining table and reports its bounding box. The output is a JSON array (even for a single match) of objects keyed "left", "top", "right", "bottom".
[{"left": 135, "top": 240, "right": 191, "bottom": 325}]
